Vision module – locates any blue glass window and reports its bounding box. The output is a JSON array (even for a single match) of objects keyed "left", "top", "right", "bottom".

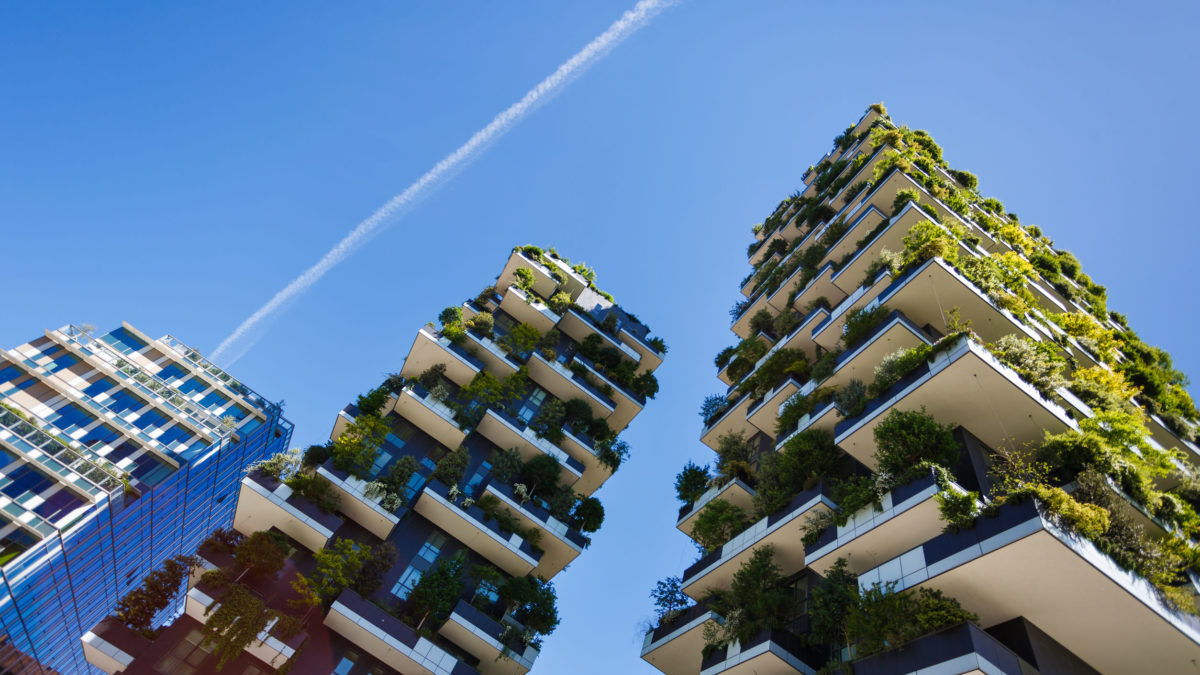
[
  {"left": 45, "top": 353, "right": 78, "bottom": 373},
  {"left": 45, "top": 403, "right": 94, "bottom": 435},
  {"left": 155, "top": 425, "right": 194, "bottom": 450},
  {"left": 83, "top": 377, "right": 117, "bottom": 398},
  {"left": 177, "top": 377, "right": 208, "bottom": 396},
  {"left": 198, "top": 392, "right": 230, "bottom": 411},
  {"left": 155, "top": 363, "right": 187, "bottom": 382},
  {"left": 0, "top": 465, "right": 54, "bottom": 502},
  {"left": 106, "top": 389, "right": 147, "bottom": 416},
  {"left": 0, "top": 366, "right": 21, "bottom": 385},
  {"left": 100, "top": 327, "right": 148, "bottom": 355},
  {"left": 80, "top": 424, "right": 121, "bottom": 450},
  {"left": 130, "top": 408, "right": 168, "bottom": 432}
]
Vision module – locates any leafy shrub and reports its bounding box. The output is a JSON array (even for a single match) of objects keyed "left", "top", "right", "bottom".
[
  {"left": 892, "top": 188, "right": 921, "bottom": 215},
  {"left": 512, "top": 267, "right": 536, "bottom": 293},
  {"left": 432, "top": 446, "right": 470, "bottom": 487},
  {"left": 848, "top": 585, "right": 978, "bottom": 658},
  {"left": 355, "top": 385, "right": 390, "bottom": 416},
  {"left": 948, "top": 169, "right": 978, "bottom": 190},
  {"left": 703, "top": 546, "right": 795, "bottom": 651},
  {"left": 841, "top": 304, "right": 890, "bottom": 348},
  {"left": 332, "top": 414, "right": 389, "bottom": 478},
  {"left": 530, "top": 398, "right": 565, "bottom": 443},
  {"left": 989, "top": 334, "right": 1066, "bottom": 395},
  {"left": 302, "top": 443, "right": 333, "bottom": 469},
  {"left": 749, "top": 309, "right": 775, "bottom": 336},
  {"left": 834, "top": 379, "right": 867, "bottom": 417},
  {"left": 286, "top": 473, "right": 341, "bottom": 513},
  {"left": 546, "top": 291, "right": 571, "bottom": 314},
  {"left": 691, "top": 499, "right": 749, "bottom": 552},
  {"left": 902, "top": 220, "right": 958, "bottom": 267},
  {"left": 873, "top": 408, "right": 960, "bottom": 486},
  {"left": 752, "top": 429, "right": 839, "bottom": 518},
  {"left": 675, "top": 461, "right": 712, "bottom": 504},
  {"left": 503, "top": 323, "right": 543, "bottom": 359},
  {"left": 464, "top": 311, "right": 494, "bottom": 338},
  {"left": 571, "top": 497, "right": 604, "bottom": 533},
  {"left": 935, "top": 489, "right": 980, "bottom": 533},
  {"left": 700, "top": 394, "right": 729, "bottom": 425},
  {"left": 439, "top": 306, "right": 462, "bottom": 327},
  {"left": 418, "top": 364, "right": 447, "bottom": 391}
]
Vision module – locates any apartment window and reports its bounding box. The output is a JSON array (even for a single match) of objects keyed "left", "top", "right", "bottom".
[
  {"left": 465, "top": 459, "right": 491, "bottom": 498},
  {"left": 369, "top": 450, "right": 393, "bottom": 477},
  {"left": 475, "top": 580, "right": 500, "bottom": 606},
  {"left": 0, "top": 366, "right": 22, "bottom": 385},
  {"left": 332, "top": 654, "right": 357, "bottom": 675},
  {"left": 45, "top": 403, "right": 93, "bottom": 435},
  {"left": 391, "top": 566, "right": 423, "bottom": 600},
  {"left": 417, "top": 532, "right": 446, "bottom": 564},
  {"left": 517, "top": 388, "right": 547, "bottom": 423},
  {"left": 156, "top": 363, "right": 187, "bottom": 382}
]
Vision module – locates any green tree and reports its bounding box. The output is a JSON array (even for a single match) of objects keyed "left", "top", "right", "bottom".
[
  {"left": 432, "top": 446, "right": 470, "bottom": 487},
  {"left": 355, "top": 385, "right": 391, "bottom": 416},
  {"left": 500, "top": 575, "right": 559, "bottom": 637},
  {"left": 704, "top": 545, "right": 795, "bottom": 650},
  {"left": 753, "top": 429, "right": 839, "bottom": 518},
  {"left": 675, "top": 461, "right": 711, "bottom": 504},
  {"left": 504, "top": 323, "right": 543, "bottom": 359},
  {"left": 571, "top": 496, "right": 604, "bottom": 533},
  {"left": 520, "top": 454, "right": 562, "bottom": 500},
  {"left": 404, "top": 552, "right": 468, "bottom": 633},
  {"left": 352, "top": 542, "right": 397, "bottom": 597},
  {"left": 807, "top": 557, "right": 859, "bottom": 653},
  {"left": 872, "top": 407, "right": 959, "bottom": 487},
  {"left": 650, "top": 576, "right": 690, "bottom": 625},
  {"left": 691, "top": 499, "right": 749, "bottom": 553},
  {"left": 233, "top": 531, "right": 286, "bottom": 581},
  {"left": 294, "top": 538, "right": 370, "bottom": 603},
  {"left": 332, "top": 414, "right": 390, "bottom": 478},
  {"left": 530, "top": 398, "right": 566, "bottom": 443},
  {"left": 115, "top": 555, "right": 198, "bottom": 633}
]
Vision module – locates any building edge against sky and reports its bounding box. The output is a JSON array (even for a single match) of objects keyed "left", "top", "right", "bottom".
[
  {"left": 79, "top": 246, "right": 666, "bottom": 674},
  {"left": 641, "top": 104, "right": 1200, "bottom": 674},
  {"left": 0, "top": 324, "right": 292, "bottom": 674}
]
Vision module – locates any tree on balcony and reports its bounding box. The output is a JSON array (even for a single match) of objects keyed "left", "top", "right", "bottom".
[
  {"left": 331, "top": 414, "right": 389, "bottom": 479},
  {"left": 404, "top": 551, "right": 468, "bottom": 634}
]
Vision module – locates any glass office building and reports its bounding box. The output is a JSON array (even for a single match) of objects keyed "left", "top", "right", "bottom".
[{"left": 0, "top": 323, "right": 291, "bottom": 673}]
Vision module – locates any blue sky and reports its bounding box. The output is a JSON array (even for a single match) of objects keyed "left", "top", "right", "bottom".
[{"left": 2, "top": 2, "right": 1197, "bottom": 672}]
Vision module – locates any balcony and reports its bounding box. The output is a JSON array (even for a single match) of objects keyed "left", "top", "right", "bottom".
[
  {"left": 476, "top": 409, "right": 585, "bottom": 486},
  {"left": 463, "top": 329, "right": 523, "bottom": 376},
  {"left": 186, "top": 584, "right": 302, "bottom": 669},
  {"left": 821, "top": 310, "right": 932, "bottom": 393},
  {"left": 401, "top": 327, "right": 484, "bottom": 387},
  {"left": 699, "top": 629, "right": 821, "bottom": 675},
  {"left": 804, "top": 474, "right": 950, "bottom": 577},
  {"left": 834, "top": 337, "right": 1076, "bottom": 471},
  {"left": 856, "top": 499, "right": 1200, "bottom": 674},
  {"left": 639, "top": 597, "right": 721, "bottom": 675},
  {"left": 774, "top": 261, "right": 844, "bottom": 318},
  {"left": 730, "top": 288, "right": 775, "bottom": 340},
  {"left": 851, "top": 622, "right": 1028, "bottom": 675},
  {"left": 412, "top": 480, "right": 541, "bottom": 576},
  {"left": 745, "top": 374, "right": 806, "bottom": 437},
  {"left": 499, "top": 285, "right": 561, "bottom": 334},
  {"left": 557, "top": 308, "right": 641, "bottom": 363},
  {"left": 676, "top": 478, "right": 756, "bottom": 538},
  {"left": 482, "top": 481, "right": 587, "bottom": 578},
  {"left": 618, "top": 326, "right": 665, "bottom": 374},
  {"left": 682, "top": 483, "right": 835, "bottom": 600},
  {"left": 557, "top": 424, "right": 608, "bottom": 497},
  {"left": 440, "top": 599, "right": 538, "bottom": 675},
  {"left": 527, "top": 353, "right": 616, "bottom": 423},
  {"left": 326, "top": 588, "right": 482, "bottom": 675},
  {"left": 699, "top": 391, "right": 756, "bottom": 451},
  {"left": 233, "top": 471, "right": 343, "bottom": 554},
  {"left": 497, "top": 250, "right": 560, "bottom": 300},
  {"left": 316, "top": 464, "right": 403, "bottom": 540},
  {"left": 393, "top": 384, "right": 469, "bottom": 449},
  {"left": 831, "top": 201, "right": 941, "bottom": 296},
  {"left": 570, "top": 354, "right": 644, "bottom": 431},
  {"left": 774, "top": 397, "right": 840, "bottom": 450}
]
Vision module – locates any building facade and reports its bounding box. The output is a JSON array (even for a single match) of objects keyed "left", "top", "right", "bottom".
[
  {"left": 0, "top": 324, "right": 292, "bottom": 674},
  {"left": 642, "top": 105, "right": 1200, "bottom": 674},
  {"left": 82, "top": 246, "right": 665, "bottom": 674}
]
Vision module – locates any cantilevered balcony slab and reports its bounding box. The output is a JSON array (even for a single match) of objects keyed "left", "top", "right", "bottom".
[
  {"left": 717, "top": 332, "right": 774, "bottom": 386},
  {"left": 700, "top": 392, "right": 757, "bottom": 451},
  {"left": 822, "top": 311, "right": 932, "bottom": 393},
  {"left": 527, "top": 353, "right": 616, "bottom": 423},
  {"left": 804, "top": 474, "right": 950, "bottom": 576},
  {"left": 699, "top": 629, "right": 820, "bottom": 675},
  {"left": 746, "top": 375, "right": 805, "bottom": 437},
  {"left": 676, "top": 479, "right": 756, "bottom": 538},
  {"left": 618, "top": 326, "right": 665, "bottom": 374},
  {"left": 497, "top": 250, "right": 560, "bottom": 300},
  {"left": 558, "top": 426, "right": 608, "bottom": 497},
  {"left": 834, "top": 337, "right": 1076, "bottom": 471},
  {"left": 832, "top": 201, "right": 940, "bottom": 296},
  {"left": 682, "top": 484, "right": 834, "bottom": 600},
  {"left": 392, "top": 385, "right": 467, "bottom": 449},
  {"left": 326, "top": 589, "right": 482, "bottom": 675},
  {"left": 775, "top": 262, "right": 845, "bottom": 317},
  {"left": 571, "top": 356, "right": 643, "bottom": 432},
  {"left": 476, "top": 409, "right": 584, "bottom": 487},
  {"left": 440, "top": 600, "right": 538, "bottom": 675},
  {"left": 730, "top": 289, "right": 775, "bottom": 341},
  {"left": 818, "top": 256, "right": 1041, "bottom": 354},
  {"left": 413, "top": 480, "right": 540, "bottom": 577},
  {"left": 1144, "top": 413, "right": 1200, "bottom": 470},
  {"left": 858, "top": 500, "right": 1200, "bottom": 674},
  {"left": 316, "top": 465, "right": 401, "bottom": 540},
  {"left": 557, "top": 309, "right": 640, "bottom": 363},
  {"left": 463, "top": 331, "right": 522, "bottom": 377},
  {"left": 233, "top": 473, "right": 343, "bottom": 554},
  {"left": 640, "top": 598, "right": 721, "bottom": 675},
  {"left": 499, "top": 286, "right": 561, "bottom": 334},
  {"left": 483, "top": 481, "right": 585, "bottom": 578},
  {"left": 851, "top": 622, "right": 1029, "bottom": 675},
  {"left": 774, "top": 398, "right": 840, "bottom": 450},
  {"left": 400, "top": 327, "right": 483, "bottom": 387}
]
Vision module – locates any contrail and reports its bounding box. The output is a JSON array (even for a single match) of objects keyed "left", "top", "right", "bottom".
[{"left": 211, "top": 0, "right": 679, "bottom": 365}]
